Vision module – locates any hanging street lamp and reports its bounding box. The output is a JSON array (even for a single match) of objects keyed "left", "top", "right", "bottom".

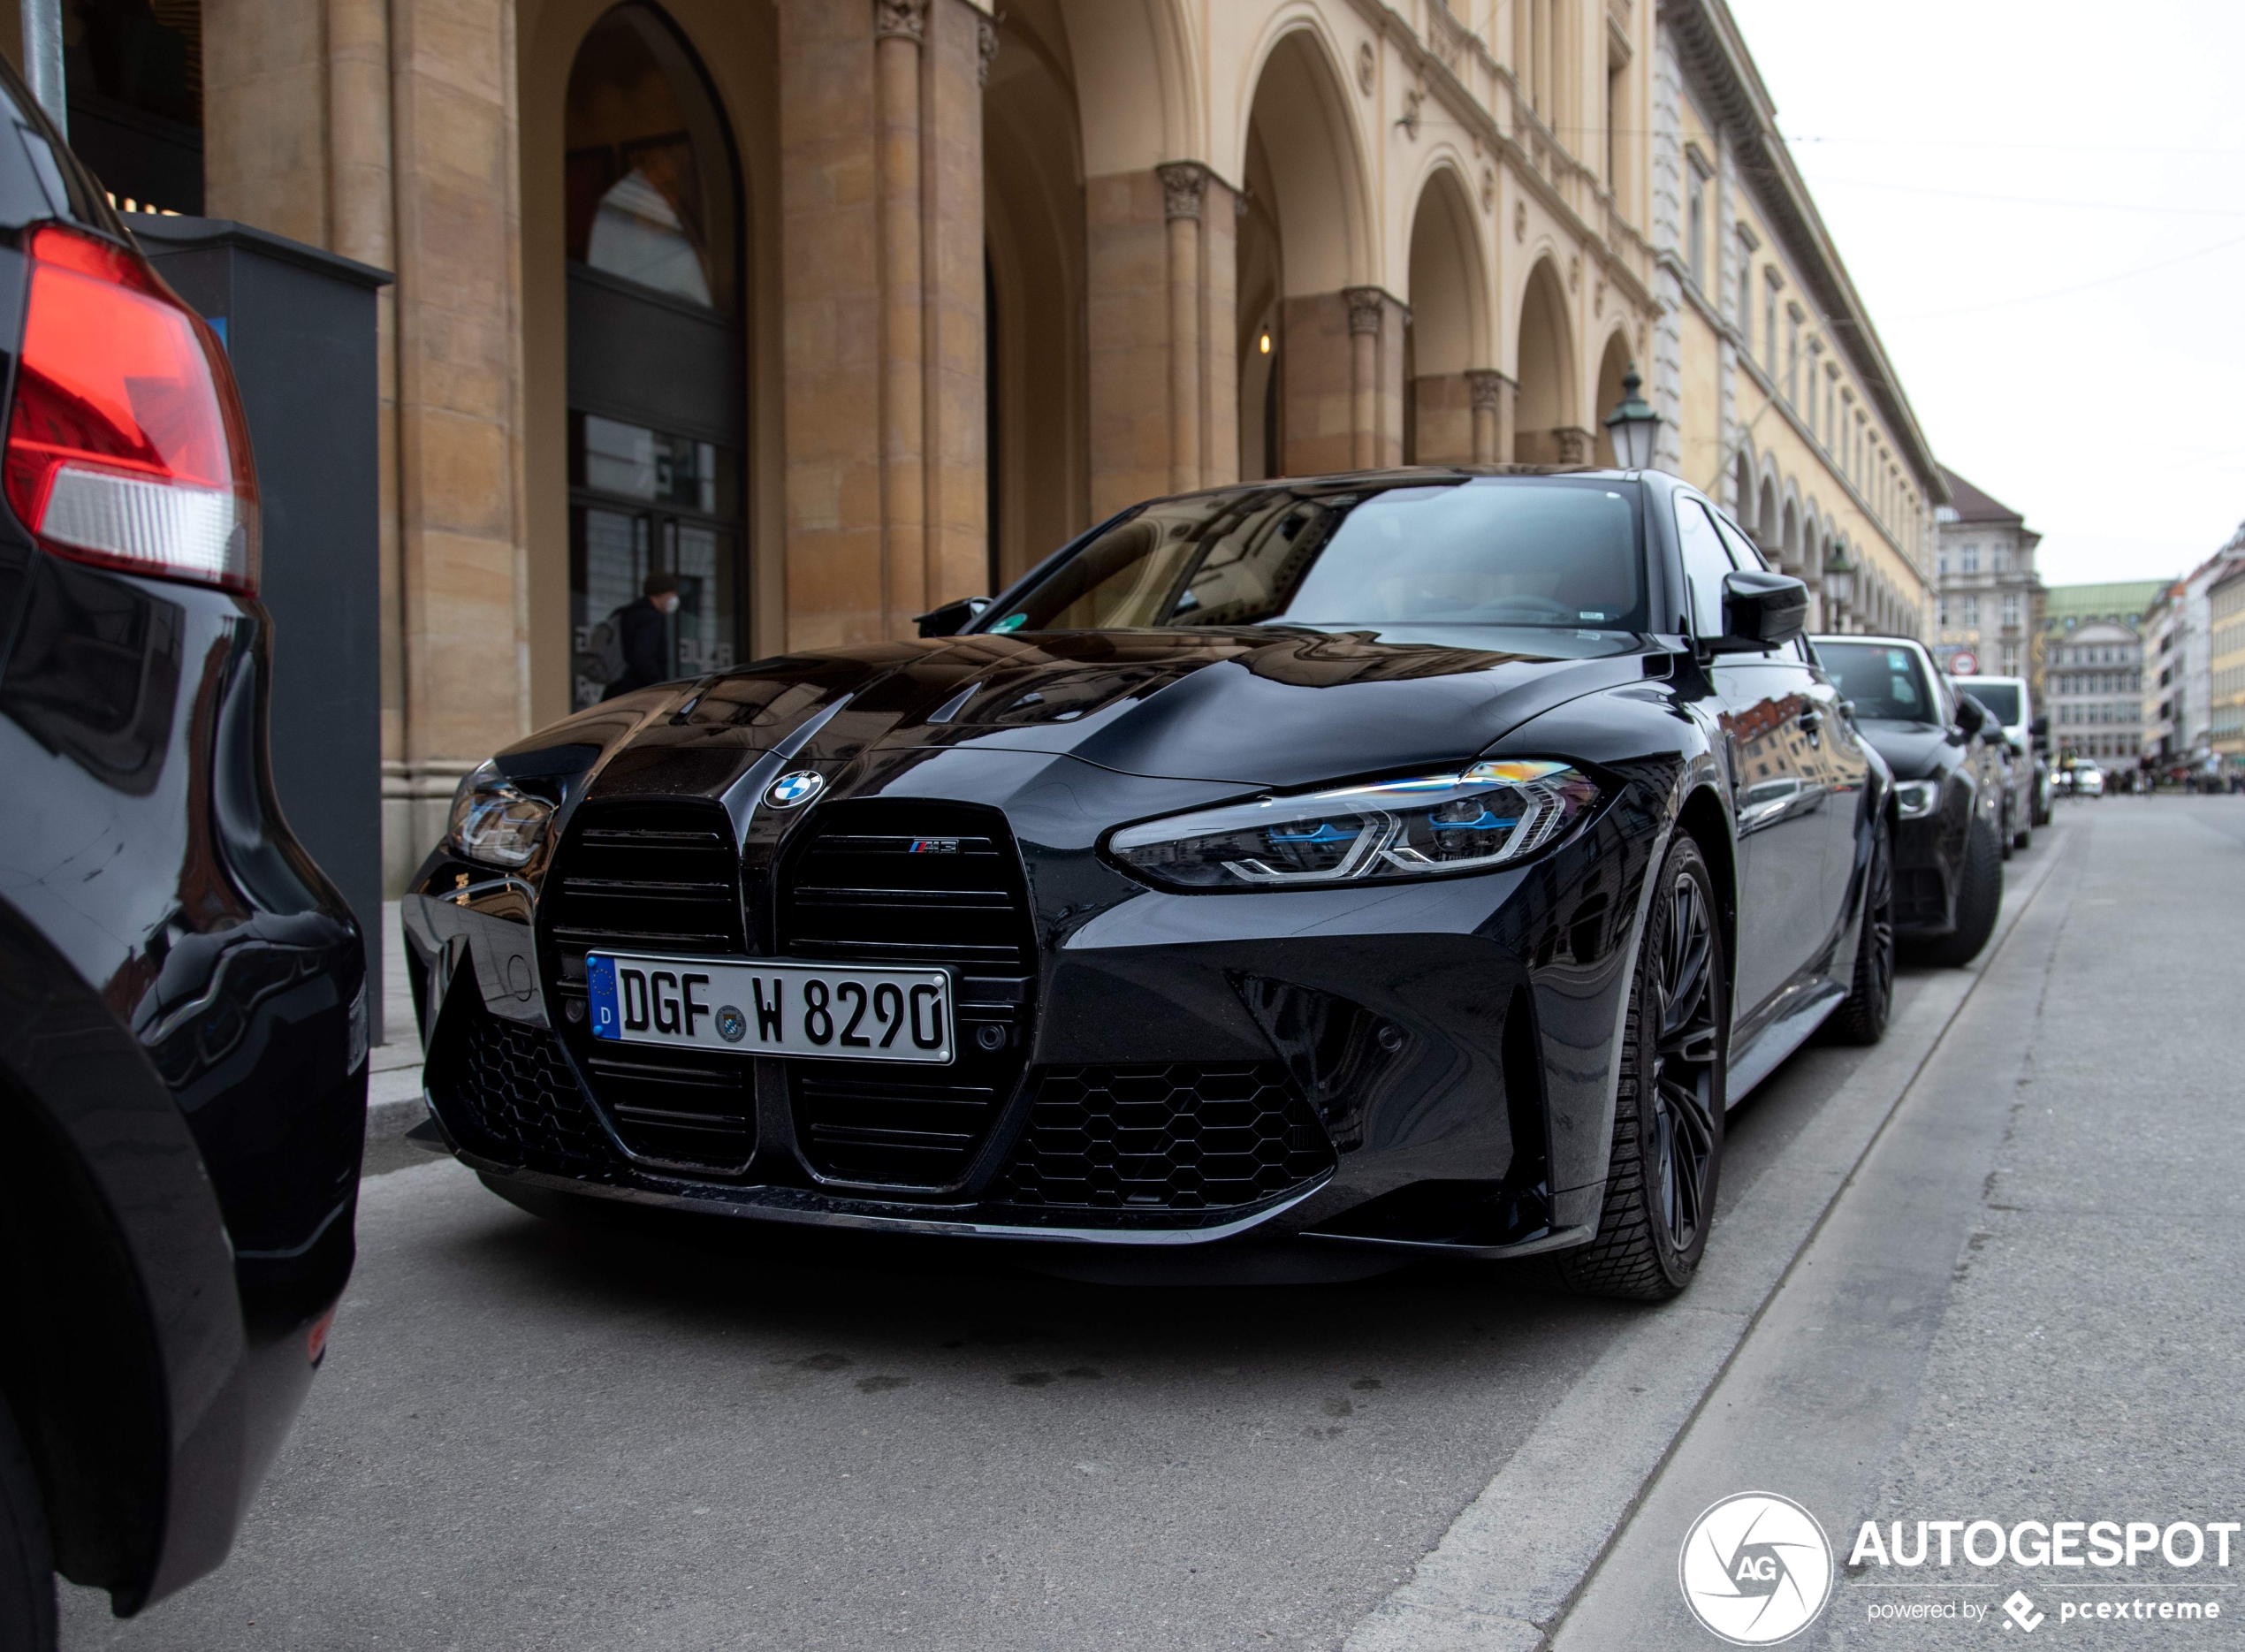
[
  {"left": 1602, "top": 363, "right": 1661, "bottom": 471},
  {"left": 1823, "top": 545, "right": 1856, "bottom": 631}
]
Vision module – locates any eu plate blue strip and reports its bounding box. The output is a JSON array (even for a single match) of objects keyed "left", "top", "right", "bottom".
[{"left": 587, "top": 954, "right": 619, "bottom": 1040}]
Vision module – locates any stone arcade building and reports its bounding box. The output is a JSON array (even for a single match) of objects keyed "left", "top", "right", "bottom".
[{"left": 16, "top": 0, "right": 1944, "bottom": 888}]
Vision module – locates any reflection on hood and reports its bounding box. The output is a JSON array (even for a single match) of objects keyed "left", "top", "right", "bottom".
[{"left": 488, "top": 624, "right": 1660, "bottom": 795}]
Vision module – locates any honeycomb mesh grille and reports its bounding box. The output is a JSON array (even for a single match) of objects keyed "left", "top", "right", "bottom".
[
  {"left": 435, "top": 994, "right": 609, "bottom": 1177},
  {"left": 992, "top": 1063, "right": 1334, "bottom": 1211}
]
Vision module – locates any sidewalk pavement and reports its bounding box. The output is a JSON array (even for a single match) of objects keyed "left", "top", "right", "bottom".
[
  {"left": 365, "top": 900, "right": 428, "bottom": 1173},
  {"left": 1546, "top": 796, "right": 2245, "bottom": 1648}
]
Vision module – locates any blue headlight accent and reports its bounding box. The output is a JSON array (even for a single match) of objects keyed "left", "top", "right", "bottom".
[{"left": 1107, "top": 760, "right": 1601, "bottom": 890}]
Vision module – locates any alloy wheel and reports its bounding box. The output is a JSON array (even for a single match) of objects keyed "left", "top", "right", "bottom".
[{"left": 1652, "top": 869, "right": 1721, "bottom": 1253}]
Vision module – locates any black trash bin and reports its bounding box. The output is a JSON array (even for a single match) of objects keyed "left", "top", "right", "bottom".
[{"left": 133, "top": 215, "right": 393, "bottom": 1037}]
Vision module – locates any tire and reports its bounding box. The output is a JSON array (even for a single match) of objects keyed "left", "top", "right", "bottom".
[
  {"left": 2012, "top": 812, "right": 2032, "bottom": 852},
  {"left": 1557, "top": 834, "right": 1725, "bottom": 1302},
  {"left": 1918, "top": 818, "right": 2002, "bottom": 968},
  {"left": 1998, "top": 803, "right": 2014, "bottom": 860},
  {"left": 0, "top": 1394, "right": 57, "bottom": 1652},
  {"left": 1827, "top": 815, "right": 1893, "bottom": 1046}
]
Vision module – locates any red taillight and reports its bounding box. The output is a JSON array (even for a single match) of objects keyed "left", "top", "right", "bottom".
[
  {"left": 308, "top": 1305, "right": 335, "bottom": 1367},
  {"left": 4, "top": 225, "right": 260, "bottom": 593}
]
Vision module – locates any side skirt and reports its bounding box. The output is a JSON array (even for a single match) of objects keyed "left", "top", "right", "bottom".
[{"left": 1725, "top": 978, "right": 1845, "bottom": 1105}]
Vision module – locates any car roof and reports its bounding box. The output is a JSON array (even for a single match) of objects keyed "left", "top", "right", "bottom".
[
  {"left": 1137, "top": 464, "right": 1655, "bottom": 504},
  {"left": 1810, "top": 634, "right": 1928, "bottom": 651}
]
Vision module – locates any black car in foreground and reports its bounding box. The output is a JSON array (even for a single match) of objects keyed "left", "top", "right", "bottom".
[
  {"left": 408, "top": 468, "right": 1892, "bottom": 1301},
  {"left": 1812, "top": 635, "right": 2006, "bottom": 966},
  {"left": 0, "top": 69, "right": 366, "bottom": 1650}
]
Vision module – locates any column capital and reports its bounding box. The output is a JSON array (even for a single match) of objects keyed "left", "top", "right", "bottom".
[
  {"left": 874, "top": 0, "right": 926, "bottom": 43},
  {"left": 1156, "top": 161, "right": 1207, "bottom": 221},
  {"left": 977, "top": 13, "right": 999, "bottom": 83},
  {"left": 1343, "top": 285, "right": 1388, "bottom": 335},
  {"left": 1465, "top": 368, "right": 1515, "bottom": 410},
  {"left": 1553, "top": 427, "right": 1594, "bottom": 466}
]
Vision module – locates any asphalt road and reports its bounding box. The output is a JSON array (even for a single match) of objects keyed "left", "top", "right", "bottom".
[{"left": 58, "top": 797, "right": 2241, "bottom": 1650}]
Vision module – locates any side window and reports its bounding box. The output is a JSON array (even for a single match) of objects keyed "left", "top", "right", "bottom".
[
  {"left": 1674, "top": 499, "right": 1736, "bottom": 639},
  {"left": 1711, "top": 514, "right": 1769, "bottom": 572}
]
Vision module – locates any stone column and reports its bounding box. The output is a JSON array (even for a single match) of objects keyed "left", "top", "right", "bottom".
[
  {"left": 1553, "top": 427, "right": 1594, "bottom": 466},
  {"left": 924, "top": 0, "right": 990, "bottom": 611},
  {"left": 1200, "top": 178, "right": 1240, "bottom": 489},
  {"left": 875, "top": 0, "right": 928, "bottom": 625},
  {"left": 1466, "top": 369, "right": 1510, "bottom": 464},
  {"left": 1343, "top": 286, "right": 1382, "bottom": 469},
  {"left": 1158, "top": 162, "right": 1206, "bottom": 495}
]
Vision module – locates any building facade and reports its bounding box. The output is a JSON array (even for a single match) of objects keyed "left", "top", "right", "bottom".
[
  {"left": 2212, "top": 561, "right": 2245, "bottom": 771},
  {"left": 1648, "top": 6, "right": 1940, "bottom": 640},
  {"left": 2039, "top": 581, "right": 2164, "bottom": 768},
  {"left": 2045, "top": 620, "right": 2145, "bottom": 768},
  {"left": 14, "top": 0, "right": 1944, "bottom": 890},
  {"left": 2150, "top": 529, "right": 2245, "bottom": 772},
  {"left": 1932, "top": 466, "right": 2042, "bottom": 690}
]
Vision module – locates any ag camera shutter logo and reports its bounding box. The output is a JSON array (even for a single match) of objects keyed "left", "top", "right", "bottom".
[{"left": 1678, "top": 1492, "right": 1835, "bottom": 1645}]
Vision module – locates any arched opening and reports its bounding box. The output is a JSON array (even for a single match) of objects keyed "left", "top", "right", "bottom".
[
  {"left": 1778, "top": 498, "right": 1800, "bottom": 576},
  {"left": 1513, "top": 257, "right": 1577, "bottom": 464},
  {"left": 563, "top": 4, "right": 745, "bottom": 709},
  {"left": 1591, "top": 330, "right": 1632, "bottom": 468},
  {"left": 1754, "top": 476, "right": 1778, "bottom": 560},
  {"left": 985, "top": 0, "right": 1088, "bottom": 587},
  {"left": 1404, "top": 168, "right": 1482, "bottom": 465},
  {"left": 1237, "top": 140, "right": 1284, "bottom": 481},
  {"left": 1241, "top": 27, "right": 1377, "bottom": 476}
]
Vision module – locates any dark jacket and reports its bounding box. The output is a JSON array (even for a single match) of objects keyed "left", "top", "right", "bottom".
[{"left": 601, "top": 597, "right": 672, "bottom": 699}]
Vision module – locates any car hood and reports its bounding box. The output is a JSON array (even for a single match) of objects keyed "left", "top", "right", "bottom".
[
  {"left": 1853, "top": 719, "right": 1960, "bottom": 781},
  {"left": 494, "top": 626, "right": 1661, "bottom": 803}
]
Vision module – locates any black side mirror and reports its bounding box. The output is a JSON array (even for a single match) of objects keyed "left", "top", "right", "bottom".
[
  {"left": 2030, "top": 713, "right": 2050, "bottom": 741},
  {"left": 914, "top": 597, "right": 992, "bottom": 638},
  {"left": 1953, "top": 693, "right": 1987, "bottom": 737},
  {"left": 1708, "top": 570, "right": 1809, "bottom": 654}
]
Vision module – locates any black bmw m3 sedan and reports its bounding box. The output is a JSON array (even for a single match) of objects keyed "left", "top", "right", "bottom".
[{"left": 407, "top": 468, "right": 1893, "bottom": 1300}]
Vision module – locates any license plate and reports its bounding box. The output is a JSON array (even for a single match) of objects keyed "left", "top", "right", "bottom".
[{"left": 586, "top": 954, "right": 954, "bottom": 1063}]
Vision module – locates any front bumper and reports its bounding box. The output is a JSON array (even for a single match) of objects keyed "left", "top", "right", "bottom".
[{"left": 407, "top": 750, "right": 1655, "bottom": 1257}]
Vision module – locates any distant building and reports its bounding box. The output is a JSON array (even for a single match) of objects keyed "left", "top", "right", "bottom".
[
  {"left": 1932, "top": 468, "right": 2043, "bottom": 691},
  {"left": 2143, "top": 581, "right": 2187, "bottom": 763},
  {"left": 2152, "top": 527, "right": 2245, "bottom": 770},
  {"left": 2039, "top": 581, "right": 2167, "bottom": 768},
  {"left": 2209, "top": 560, "right": 2245, "bottom": 770}
]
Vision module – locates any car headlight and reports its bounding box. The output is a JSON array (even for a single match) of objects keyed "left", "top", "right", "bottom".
[
  {"left": 1894, "top": 779, "right": 1939, "bottom": 820},
  {"left": 1107, "top": 760, "right": 1601, "bottom": 892},
  {"left": 447, "top": 761, "right": 554, "bottom": 868}
]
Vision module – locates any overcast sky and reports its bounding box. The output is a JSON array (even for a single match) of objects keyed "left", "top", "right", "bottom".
[{"left": 1722, "top": 0, "right": 2245, "bottom": 588}]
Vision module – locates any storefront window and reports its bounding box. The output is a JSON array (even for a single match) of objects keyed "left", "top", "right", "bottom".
[
  {"left": 569, "top": 414, "right": 742, "bottom": 710},
  {"left": 563, "top": 6, "right": 745, "bottom": 711}
]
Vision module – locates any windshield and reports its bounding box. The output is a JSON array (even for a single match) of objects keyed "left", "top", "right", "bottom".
[
  {"left": 982, "top": 478, "right": 1648, "bottom": 634},
  {"left": 1958, "top": 681, "right": 2020, "bottom": 725},
  {"left": 1818, "top": 640, "right": 1937, "bottom": 723}
]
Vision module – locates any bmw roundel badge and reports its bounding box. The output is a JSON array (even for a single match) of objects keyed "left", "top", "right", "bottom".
[
  {"left": 715, "top": 1005, "right": 747, "bottom": 1044},
  {"left": 765, "top": 769, "right": 826, "bottom": 810}
]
